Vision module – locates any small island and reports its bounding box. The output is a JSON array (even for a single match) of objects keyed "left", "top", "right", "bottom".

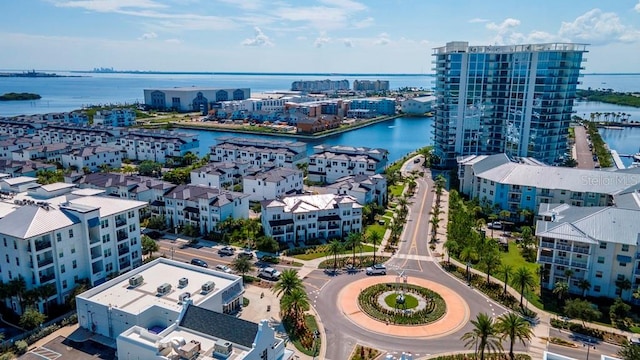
[{"left": 0, "top": 92, "right": 42, "bottom": 101}]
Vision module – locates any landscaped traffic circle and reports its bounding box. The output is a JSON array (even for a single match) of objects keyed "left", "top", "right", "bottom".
[
  {"left": 358, "top": 283, "right": 446, "bottom": 325},
  {"left": 339, "top": 276, "right": 470, "bottom": 338}
]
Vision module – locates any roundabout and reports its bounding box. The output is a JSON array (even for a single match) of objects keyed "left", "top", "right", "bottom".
[{"left": 339, "top": 276, "right": 470, "bottom": 338}]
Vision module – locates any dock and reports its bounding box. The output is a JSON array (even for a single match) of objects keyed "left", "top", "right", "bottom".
[{"left": 610, "top": 150, "right": 625, "bottom": 169}]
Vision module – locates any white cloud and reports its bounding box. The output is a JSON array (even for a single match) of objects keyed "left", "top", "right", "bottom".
[
  {"left": 486, "top": 18, "right": 521, "bottom": 44},
  {"left": 314, "top": 33, "right": 331, "bottom": 47},
  {"left": 559, "top": 9, "right": 640, "bottom": 44},
  {"left": 353, "top": 17, "right": 374, "bottom": 29},
  {"left": 343, "top": 39, "right": 353, "bottom": 47},
  {"left": 216, "top": 0, "right": 264, "bottom": 10},
  {"left": 241, "top": 27, "right": 273, "bottom": 46},
  {"left": 296, "top": 36, "right": 307, "bottom": 41},
  {"left": 469, "top": 18, "right": 489, "bottom": 23},
  {"left": 273, "top": 0, "right": 367, "bottom": 31},
  {"left": 374, "top": 33, "right": 390, "bottom": 45},
  {"left": 53, "top": 0, "right": 166, "bottom": 12},
  {"left": 636, "top": 1, "right": 640, "bottom": 12},
  {"left": 138, "top": 32, "right": 157, "bottom": 40},
  {"left": 318, "top": 0, "right": 366, "bottom": 11},
  {"left": 165, "top": 38, "right": 181, "bottom": 44}
]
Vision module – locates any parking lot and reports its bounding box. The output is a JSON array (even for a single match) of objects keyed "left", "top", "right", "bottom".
[{"left": 21, "top": 337, "right": 115, "bottom": 360}]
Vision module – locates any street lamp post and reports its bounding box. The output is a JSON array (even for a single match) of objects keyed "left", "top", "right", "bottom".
[
  {"left": 466, "top": 261, "right": 471, "bottom": 285},
  {"left": 583, "top": 342, "right": 596, "bottom": 360}
]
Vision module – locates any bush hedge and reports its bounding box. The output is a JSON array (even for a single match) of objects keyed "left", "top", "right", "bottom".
[{"left": 357, "top": 283, "right": 446, "bottom": 325}]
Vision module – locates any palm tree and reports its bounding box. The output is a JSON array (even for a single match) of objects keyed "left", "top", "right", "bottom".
[
  {"left": 327, "top": 240, "right": 343, "bottom": 271},
  {"left": 121, "top": 164, "right": 136, "bottom": 175},
  {"left": 615, "top": 277, "right": 632, "bottom": 297},
  {"left": 578, "top": 279, "right": 591, "bottom": 297},
  {"left": 460, "top": 244, "right": 478, "bottom": 280},
  {"left": 500, "top": 264, "right": 514, "bottom": 297},
  {"left": 368, "top": 230, "right": 382, "bottom": 264},
  {"left": 280, "top": 288, "right": 310, "bottom": 325},
  {"left": 37, "top": 283, "right": 57, "bottom": 314},
  {"left": 346, "top": 232, "right": 363, "bottom": 267},
  {"left": 480, "top": 245, "right": 502, "bottom": 285},
  {"left": 563, "top": 269, "right": 574, "bottom": 292},
  {"left": 553, "top": 281, "right": 569, "bottom": 305},
  {"left": 496, "top": 312, "right": 533, "bottom": 360},
  {"left": 272, "top": 269, "right": 304, "bottom": 298},
  {"left": 443, "top": 240, "right": 459, "bottom": 264},
  {"left": 511, "top": 267, "right": 536, "bottom": 308},
  {"left": 633, "top": 286, "right": 640, "bottom": 300},
  {"left": 460, "top": 312, "right": 503, "bottom": 360}
]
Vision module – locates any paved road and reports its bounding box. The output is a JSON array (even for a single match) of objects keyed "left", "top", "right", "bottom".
[
  {"left": 314, "top": 168, "right": 524, "bottom": 359},
  {"left": 547, "top": 328, "right": 621, "bottom": 359},
  {"left": 574, "top": 126, "right": 597, "bottom": 169}
]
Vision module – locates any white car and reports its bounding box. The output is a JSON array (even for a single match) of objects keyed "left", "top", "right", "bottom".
[
  {"left": 258, "top": 267, "right": 281, "bottom": 280},
  {"left": 216, "top": 264, "right": 232, "bottom": 273},
  {"left": 487, "top": 221, "right": 503, "bottom": 230},
  {"left": 366, "top": 264, "right": 387, "bottom": 275}
]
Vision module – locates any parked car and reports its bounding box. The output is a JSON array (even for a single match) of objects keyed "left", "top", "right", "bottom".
[
  {"left": 190, "top": 258, "right": 208, "bottom": 268},
  {"left": 487, "top": 221, "right": 503, "bottom": 230},
  {"left": 218, "top": 246, "right": 235, "bottom": 256},
  {"left": 258, "top": 267, "right": 281, "bottom": 280},
  {"left": 238, "top": 248, "right": 254, "bottom": 259},
  {"left": 366, "top": 264, "right": 387, "bottom": 275},
  {"left": 215, "top": 264, "right": 232, "bottom": 273}
]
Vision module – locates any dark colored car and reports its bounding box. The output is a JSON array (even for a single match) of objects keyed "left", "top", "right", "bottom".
[{"left": 190, "top": 258, "right": 208, "bottom": 268}]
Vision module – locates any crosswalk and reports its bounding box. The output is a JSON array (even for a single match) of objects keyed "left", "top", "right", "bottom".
[{"left": 392, "top": 254, "right": 433, "bottom": 262}]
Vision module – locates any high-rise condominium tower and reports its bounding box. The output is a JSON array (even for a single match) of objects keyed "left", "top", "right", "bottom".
[{"left": 432, "top": 41, "right": 587, "bottom": 167}]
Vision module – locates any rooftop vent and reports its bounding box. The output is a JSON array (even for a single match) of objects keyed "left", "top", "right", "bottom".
[
  {"left": 201, "top": 281, "right": 215, "bottom": 294},
  {"left": 178, "top": 292, "right": 191, "bottom": 302},
  {"left": 157, "top": 283, "right": 172, "bottom": 296},
  {"left": 214, "top": 340, "right": 233, "bottom": 355},
  {"left": 128, "top": 274, "right": 144, "bottom": 287},
  {"left": 178, "top": 277, "right": 188, "bottom": 288}
]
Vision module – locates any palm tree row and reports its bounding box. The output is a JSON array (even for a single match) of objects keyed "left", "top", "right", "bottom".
[
  {"left": 0, "top": 276, "right": 57, "bottom": 315},
  {"left": 461, "top": 312, "right": 533, "bottom": 360},
  {"left": 272, "top": 269, "right": 314, "bottom": 348}
]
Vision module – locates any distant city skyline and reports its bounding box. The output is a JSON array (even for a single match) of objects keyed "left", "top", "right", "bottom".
[{"left": 1, "top": 0, "right": 640, "bottom": 73}]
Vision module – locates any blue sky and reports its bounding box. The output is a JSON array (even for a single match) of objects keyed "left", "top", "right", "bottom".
[{"left": 1, "top": 0, "right": 639, "bottom": 73}]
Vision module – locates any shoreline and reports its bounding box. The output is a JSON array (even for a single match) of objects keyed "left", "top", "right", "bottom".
[{"left": 169, "top": 114, "right": 411, "bottom": 139}]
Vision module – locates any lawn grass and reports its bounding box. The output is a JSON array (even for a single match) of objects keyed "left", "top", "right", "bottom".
[
  {"left": 496, "top": 242, "right": 544, "bottom": 309},
  {"left": 365, "top": 224, "right": 386, "bottom": 238},
  {"left": 384, "top": 293, "right": 419, "bottom": 309},
  {"left": 389, "top": 183, "right": 405, "bottom": 198},
  {"left": 384, "top": 210, "right": 394, "bottom": 218},
  {"left": 292, "top": 244, "right": 375, "bottom": 260}
]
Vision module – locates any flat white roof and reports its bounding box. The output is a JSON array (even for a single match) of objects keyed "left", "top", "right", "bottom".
[
  {"left": 68, "top": 196, "right": 147, "bottom": 217},
  {"left": 40, "top": 182, "right": 76, "bottom": 192},
  {"left": 83, "top": 259, "right": 241, "bottom": 314},
  {"left": 71, "top": 188, "right": 105, "bottom": 196},
  {"left": 0, "top": 201, "right": 18, "bottom": 218},
  {"left": 3, "top": 176, "right": 37, "bottom": 186}
]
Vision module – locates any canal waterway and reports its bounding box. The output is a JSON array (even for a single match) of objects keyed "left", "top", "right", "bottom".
[{"left": 186, "top": 116, "right": 434, "bottom": 164}]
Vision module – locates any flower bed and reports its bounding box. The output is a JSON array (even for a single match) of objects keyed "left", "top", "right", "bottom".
[
  {"left": 317, "top": 256, "right": 390, "bottom": 269},
  {"left": 549, "top": 319, "right": 628, "bottom": 345},
  {"left": 429, "top": 354, "right": 531, "bottom": 360},
  {"left": 357, "top": 283, "right": 446, "bottom": 325}
]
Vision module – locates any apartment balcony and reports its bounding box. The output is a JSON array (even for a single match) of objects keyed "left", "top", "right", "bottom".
[
  {"left": 115, "top": 217, "right": 127, "bottom": 228},
  {"left": 555, "top": 244, "right": 572, "bottom": 252},
  {"left": 571, "top": 261, "right": 588, "bottom": 269},
  {"left": 89, "top": 236, "right": 100, "bottom": 245},
  {"left": 118, "top": 246, "right": 130, "bottom": 256},
  {"left": 328, "top": 223, "right": 340, "bottom": 229},
  {"left": 119, "top": 259, "right": 131, "bottom": 270},
  {"left": 554, "top": 258, "right": 571, "bottom": 266},
  {"left": 35, "top": 240, "right": 52, "bottom": 252},
  {"left": 39, "top": 273, "right": 56, "bottom": 283},
  {"left": 539, "top": 256, "right": 553, "bottom": 263},
  {"left": 540, "top": 241, "right": 555, "bottom": 249},
  {"left": 37, "top": 257, "right": 54, "bottom": 268},
  {"left": 635, "top": 253, "right": 640, "bottom": 260},
  {"left": 574, "top": 246, "right": 590, "bottom": 255},
  {"left": 272, "top": 229, "right": 285, "bottom": 236},
  {"left": 116, "top": 230, "right": 128, "bottom": 242}
]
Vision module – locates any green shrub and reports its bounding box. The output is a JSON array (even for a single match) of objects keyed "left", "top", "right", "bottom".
[{"left": 14, "top": 341, "right": 28, "bottom": 355}]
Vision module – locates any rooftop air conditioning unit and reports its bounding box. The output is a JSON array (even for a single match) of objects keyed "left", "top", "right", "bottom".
[
  {"left": 157, "top": 283, "right": 172, "bottom": 296},
  {"left": 214, "top": 340, "right": 233, "bottom": 355},
  {"left": 128, "top": 274, "right": 144, "bottom": 287},
  {"left": 178, "top": 277, "right": 188, "bottom": 288},
  {"left": 178, "top": 292, "right": 191, "bottom": 302},
  {"left": 201, "top": 281, "right": 215, "bottom": 294}
]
